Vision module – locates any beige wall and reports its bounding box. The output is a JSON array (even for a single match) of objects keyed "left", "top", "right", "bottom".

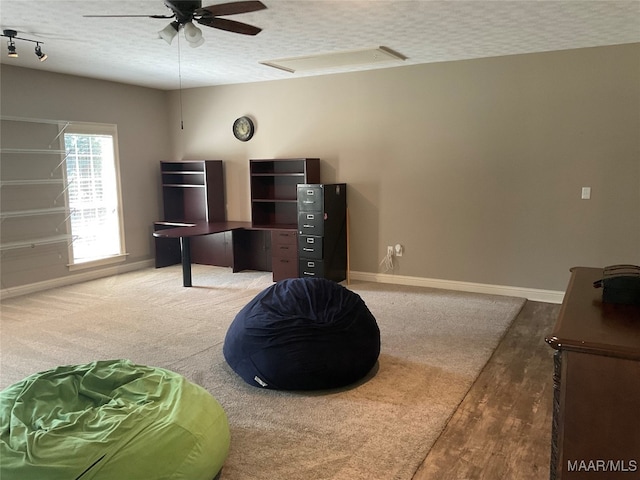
[
  {"left": 2, "top": 44, "right": 638, "bottom": 293},
  {"left": 169, "top": 44, "right": 640, "bottom": 291},
  {"left": 1, "top": 66, "right": 172, "bottom": 288}
]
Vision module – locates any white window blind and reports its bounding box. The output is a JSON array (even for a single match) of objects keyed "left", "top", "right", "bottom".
[{"left": 64, "top": 124, "right": 125, "bottom": 265}]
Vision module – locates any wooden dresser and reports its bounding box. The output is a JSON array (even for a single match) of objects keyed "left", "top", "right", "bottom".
[{"left": 545, "top": 267, "right": 640, "bottom": 479}]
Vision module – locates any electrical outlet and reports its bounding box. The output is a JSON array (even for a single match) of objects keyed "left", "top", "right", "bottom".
[
  {"left": 395, "top": 244, "right": 403, "bottom": 257},
  {"left": 387, "top": 246, "right": 394, "bottom": 256}
]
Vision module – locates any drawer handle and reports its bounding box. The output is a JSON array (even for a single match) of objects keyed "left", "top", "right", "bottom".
[
  {"left": 303, "top": 247, "right": 314, "bottom": 252},
  {"left": 303, "top": 224, "right": 314, "bottom": 228},
  {"left": 303, "top": 271, "right": 316, "bottom": 276},
  {"left": 306, "top": 214, "right": 315, "bottom": 220},
  {"left": 279, "top": 246, "right": 290, "bottom": 250}
]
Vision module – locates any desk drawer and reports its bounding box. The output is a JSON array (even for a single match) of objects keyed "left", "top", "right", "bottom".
[
  {"left": 299, "top": 235, "right": 323, "bottom": 259},
  {"left": 273, "top": 242, "right": 297, "bottom": 258},
  {"left": 271, "top": 230, "right": 297, "bottom": 246},
  {"left": 273, "top": 256, "right": 298, "bottom": 281}
]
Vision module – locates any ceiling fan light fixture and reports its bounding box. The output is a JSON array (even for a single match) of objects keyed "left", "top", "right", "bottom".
[
  {"left": 158, "top": 21, "right": 179, "bottom": 45},
  {"left": 183, "top": 21, "right": 204, "bottom": 47},
  {"left": 187, "top": 37, "right": 205, "bottom": 48},
  {"left": 35, "top": 43, "right": 47, "bottom": 61}
]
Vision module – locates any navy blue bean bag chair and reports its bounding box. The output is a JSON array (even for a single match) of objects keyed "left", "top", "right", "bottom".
[{"left": 223, "top": 278, "right": 380, "bottom": 390}]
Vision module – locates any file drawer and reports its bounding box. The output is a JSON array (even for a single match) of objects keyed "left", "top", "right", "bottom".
[
  {"left": 299, "top": 259, "right": 324, "bottom": 278},
  {"left": 297, "top": 212, "right": 324, "bottom": 236},
  {"left": 299, "top": 235, "right": 323, "bottom": 259},
  {"left": 297, "top": 186, "right": 323, "bottom": 212}
]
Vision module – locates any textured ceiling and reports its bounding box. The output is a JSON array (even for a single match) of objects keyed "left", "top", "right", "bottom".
[{"left": 1, "top": 0, "right": 639, "bottom": 90}]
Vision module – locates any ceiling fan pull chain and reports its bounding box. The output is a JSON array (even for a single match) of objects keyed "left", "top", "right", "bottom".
[{"left": 177, "top": 34, "right": 184, "bottom": 130}]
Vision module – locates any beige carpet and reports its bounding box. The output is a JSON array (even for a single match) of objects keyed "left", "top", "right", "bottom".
[{"left": 0, "top": 265, "right": 526, "bottom": 480}]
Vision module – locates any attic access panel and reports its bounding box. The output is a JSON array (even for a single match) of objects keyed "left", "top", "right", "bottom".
[{"left": 260, "top": 46, "right": 407, "bottom": 73}]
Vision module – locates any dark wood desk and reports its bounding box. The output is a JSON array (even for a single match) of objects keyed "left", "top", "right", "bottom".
[
  {"left": 153, "top": 221, "right": 253, "bottom": 287},
  {"left": 545, "top": 267, "right": 640, "bottom": 479}
]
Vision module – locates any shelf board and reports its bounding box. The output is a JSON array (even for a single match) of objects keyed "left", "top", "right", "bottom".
[
  {"left": 162, "top": 183, "right": 205, "bottom": 188},
  {"left": 252, "top": 198, "right": 298, "bottom": 203},
  {"left": 1, "top": 179, "right": 65, "bottom": 187},
  {"left": 162, "top": 171, "right": 204, "bottom": 175},
  {"left": 251, "top": 172, "right": 306, "bottom": 177},
  {"left": 1, "top": 207, "right": 67, "bottom": 219},
  {"left": 154, "top": 221, "right": 197, "bottom": 227},
  {"left": 0, "top": 234, "right": 72, "bottom": 251},
  {"left": 251, "top": 223, "right": 298, "bottom": 230},
  {"left": 1, "top": 148, "right": 66, "bottom": 155}
]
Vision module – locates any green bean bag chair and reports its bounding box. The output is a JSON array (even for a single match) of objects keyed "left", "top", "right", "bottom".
[{"left": 0, "top": 359, "right": 230, "bottom": 480}]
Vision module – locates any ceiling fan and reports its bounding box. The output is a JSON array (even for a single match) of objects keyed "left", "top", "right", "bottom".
[{"left": 84, "top": 0, "right": 267, "bottom": 47}]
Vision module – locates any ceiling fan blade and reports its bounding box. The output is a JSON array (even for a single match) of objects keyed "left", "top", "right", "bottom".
[
  {"left": 83, "top": 14, "right": 174, "bottom": 19},
  {"left": 197, "top": 16, "right": 262, "bottom": 35},
  {"left": 196, "top": 1, "right": 267, "bottom": 17}
]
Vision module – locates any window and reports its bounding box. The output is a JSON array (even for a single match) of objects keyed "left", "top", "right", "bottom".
[{"left": 63, "top": 123, "right": 125, "bottom": 267}]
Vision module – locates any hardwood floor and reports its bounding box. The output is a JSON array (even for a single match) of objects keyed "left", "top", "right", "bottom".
[{"left": 413, "top": 301, "right": 560, "bottom": 480}]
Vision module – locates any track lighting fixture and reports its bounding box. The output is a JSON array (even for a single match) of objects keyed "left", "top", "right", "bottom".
[
  {"left": 2, "top": 29, "right": 49, "bottom": 61},
  {"left": 158, "top": 21, "right": 205, "bottom": 48}
]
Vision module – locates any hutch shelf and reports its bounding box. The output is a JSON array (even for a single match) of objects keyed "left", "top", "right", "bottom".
[
  {"left": 250, "top": 158, "right": 320, "bottom": 230},
  {"left": 155, "top": 160, "right": 226, "bottom": 268}
]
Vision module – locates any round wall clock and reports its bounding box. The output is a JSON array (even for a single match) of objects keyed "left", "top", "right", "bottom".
[{"left": 232, "top": 116, "right": 255, "bottom": 142}]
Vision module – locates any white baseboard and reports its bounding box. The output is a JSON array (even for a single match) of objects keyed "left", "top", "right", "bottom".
[
  {"left": 2, "top": 263, "right": 565, "bottom": 304},
  {"left": 349, "top": 271, "right": 565, "bottom": 304},
  {"left": 0, "top": 260, "right": 154, "bottom": 300}
]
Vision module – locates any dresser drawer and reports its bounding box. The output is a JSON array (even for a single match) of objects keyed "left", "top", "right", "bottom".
[
  {"left": 299, "top": 235, "right": 323, "bottom": 259},
  {"left": 299, "top": 259, "right": 324, "bottom": 278},
  {"left": 297, "top": 212, "right": 324, "bottom": 236},
  {"left": 297, "top": 185, "right": 323, "bottom": 212}
]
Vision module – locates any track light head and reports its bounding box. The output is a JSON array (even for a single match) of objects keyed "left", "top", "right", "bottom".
[
  {"left": 7, "top": 40, "right": 18, "bottom": 58},
  {"left": 35, "top": 43, "right": 47, "bottom": 61}
]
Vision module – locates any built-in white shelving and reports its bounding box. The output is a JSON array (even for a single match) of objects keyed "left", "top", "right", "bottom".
[{"left": 0, "top": 116, "right": 71, "bottom": 253}]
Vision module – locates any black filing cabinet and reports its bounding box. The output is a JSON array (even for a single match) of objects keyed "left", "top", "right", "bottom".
[{"left": 297, "top": 184, "right": 347, "bottom": 282}]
